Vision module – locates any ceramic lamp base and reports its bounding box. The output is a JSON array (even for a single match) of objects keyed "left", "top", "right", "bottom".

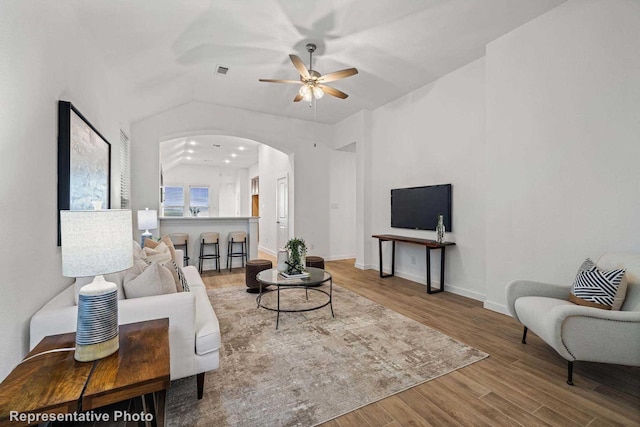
[
  {"left": 140, "top": 231, "right": 153, "bottom": 247},
  {"left": 75, "top": 335, "right": 119, "bottom": 362},
  {"left": 75, "top": 275, "right": 119, "bottom": 362}
]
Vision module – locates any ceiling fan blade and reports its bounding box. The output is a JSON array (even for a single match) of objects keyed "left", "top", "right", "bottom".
[
  {"left": 318, "top": 85, "right": 348, "bottom": 99},
  {"left": 289, "top": 54, "right": 311, "bottom": 80},
  {"left": 293, "top": 93, "right": 303, "bottom": 102},
  {"left": 317, "top": 68, "right": 358, "bottom": 83},
  {"left": 259, "top": 79, "right": 303, "bottom": 84}
]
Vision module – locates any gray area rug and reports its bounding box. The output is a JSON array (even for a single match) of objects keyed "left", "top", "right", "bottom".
[{"left": 166, "top": 285, "right": 488, "bottom": 426}]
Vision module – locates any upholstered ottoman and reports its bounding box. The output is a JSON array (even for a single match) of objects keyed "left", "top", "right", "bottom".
[
  {"left": 245, "top": 259, "right": 273, "bottom": 293},
  {"left": 305, "top": 256, "right": 325, "bottom": 269}
]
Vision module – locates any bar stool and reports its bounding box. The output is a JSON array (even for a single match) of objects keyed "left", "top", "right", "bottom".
[
  {"left": 227, "top": 231, "right": 248, "bottom": 271},
  {"left": 198, "top": 232, "right": 221, "bottom": 274},
  {"left": 168, "top": 233, "right": 190, "bottom": 265}
]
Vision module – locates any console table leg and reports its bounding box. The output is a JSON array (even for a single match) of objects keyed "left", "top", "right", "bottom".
[
  {"left": 391, "top": 241, "right": 396, "bottom": 275},
  {"left": 426, "top": 247, "right": 445, "bottom": 294},
  {"left": 378, "top": 238, "right": 383, "bottom": 277},
  {"left": 426, "top": 248, "right": 432, "bottom": 293},
  {"left": 378, "top": 239, "right": 395, "bottom": 278},
  {"left": 440, "top": 247, "right": 446, "bottom": 292}
]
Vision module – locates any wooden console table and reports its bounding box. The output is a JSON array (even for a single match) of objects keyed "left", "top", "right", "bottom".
[
  {"left": 372, "top": 234, "right": 456, "bottom": 294},
  {"left": 0, "top": 319, "right": 170, "bottom": 427}
]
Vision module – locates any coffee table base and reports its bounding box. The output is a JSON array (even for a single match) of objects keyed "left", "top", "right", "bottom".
[{"left": 257, "top": 278, "right": 334, "bottom": 329}]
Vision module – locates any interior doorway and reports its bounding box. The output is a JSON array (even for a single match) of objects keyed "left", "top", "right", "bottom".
[
  {"left": 276, "top": 175, "right": 288, "bottom": 250},
  {"left": 251, "top": 195, "right": 259, "bottom": 216}
]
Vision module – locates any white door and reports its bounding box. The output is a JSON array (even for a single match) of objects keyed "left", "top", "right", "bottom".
[{"left": 276, "top": 176, "right": 288, "bottom": 250}]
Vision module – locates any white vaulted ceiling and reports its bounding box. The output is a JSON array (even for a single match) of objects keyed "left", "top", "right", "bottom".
[
  {"left": 69, "top": 0, "right": 565, "bottom": 124},
  {"left": 160, "top": 135, "right": 259, "bottom": 172}
]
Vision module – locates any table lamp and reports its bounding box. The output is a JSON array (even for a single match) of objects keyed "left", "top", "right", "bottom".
[
  {"left": 137, "top": 208, "right": 158, "bottom": 246},
  {"left": 60, "top": 209, "right": 133, "bottom": 362}
]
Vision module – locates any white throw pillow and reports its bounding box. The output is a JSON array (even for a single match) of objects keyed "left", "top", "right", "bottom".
[
  {"left": 141, "top": 242, "right": 172, "bottom": 264},
  {"left": 72, "top": 258, "right": 147, "bottom": 305},
  {"left": 123, "top": 263, "right": 177, "bottom": 299}
]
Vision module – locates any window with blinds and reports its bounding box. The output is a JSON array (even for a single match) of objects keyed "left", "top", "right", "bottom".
[
  {"left": 163, "top": 186, "right": 184, "bottom": 216},
  {"left": 189, "top": 186, "right": 209, "bottom": 216},
  {"left": 119, "top": 129, "right": 131, "bottom": 209}
]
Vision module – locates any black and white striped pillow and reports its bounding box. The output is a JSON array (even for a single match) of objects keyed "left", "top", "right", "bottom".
[
  {"left": 170, "top": 260, "right": 190, "bottom": 292},
  {"left": 570, "top": 259, "right": 625, "bottom": 309}
]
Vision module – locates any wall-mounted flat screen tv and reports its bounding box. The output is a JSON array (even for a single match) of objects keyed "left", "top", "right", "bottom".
[{"left": 391, "top": 184, "right": 452, "bottom": 231}]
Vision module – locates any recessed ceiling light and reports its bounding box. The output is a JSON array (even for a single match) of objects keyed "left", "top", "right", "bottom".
[
  {"left": 186, "top": 156, "right": 192, "bottom": 160},
  {"left": 231, "top": 153, "right": 237, "bottom": 158},
  {"left": 189, "top": 141, "right": 196, "bottom": 146},
  {"left": 224, "top": 159, "right": 230, "bottom": 164},
  {"left": 238, "top": 146, "right": 245, "bottom": 151},
  {"left": 187, "top": 149, "right": 194, "bottom": 153}
]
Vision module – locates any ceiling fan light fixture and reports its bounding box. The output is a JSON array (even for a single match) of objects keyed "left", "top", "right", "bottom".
[
  {"left": 259, "top": 42, "right": 357, "bottom": 103},
  {"left": 299, "top": 84, "right": 311, "bottom": 97},
  {"left": 299, "top": 84, "right": 313, "bottom": 102},
  {"left": 312, "top": 86, "right": 324, "bottom": 99}
]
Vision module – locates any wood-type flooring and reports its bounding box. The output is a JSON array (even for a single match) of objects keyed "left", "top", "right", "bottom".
[{"left": 202, "top": 255, "right": 640, "bottom": 427}]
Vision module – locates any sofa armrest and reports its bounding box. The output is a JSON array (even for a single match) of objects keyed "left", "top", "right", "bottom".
[
  {"left": 30, "top": 285, "right": 77, "bottom": 348},
  {"left": 551, "top": 305, "right": 640, "bottom": 365},
  {"left": 506, "top": 280, "right": 571, "bottom": 322}
]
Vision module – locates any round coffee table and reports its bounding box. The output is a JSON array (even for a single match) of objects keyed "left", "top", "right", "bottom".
[{"left": 256, "top": 267, "right": 334, "bottom": 329}]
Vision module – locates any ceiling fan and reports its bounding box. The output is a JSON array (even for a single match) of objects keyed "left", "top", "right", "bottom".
[{"left": 259, "top": 43, "right": 358, "bottom": 103}]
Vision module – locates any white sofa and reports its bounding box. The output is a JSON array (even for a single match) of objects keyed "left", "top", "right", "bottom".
[{"left": 30, "top": 250, "right": 219, "bottom": 399}]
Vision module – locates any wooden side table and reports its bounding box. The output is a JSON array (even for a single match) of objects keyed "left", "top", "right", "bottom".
[
  {"left": 0, "top": 319, "right": 170, "bottom": 427},
  {"left": 0, "top": 333, "right": 91, "bottom": 424}
]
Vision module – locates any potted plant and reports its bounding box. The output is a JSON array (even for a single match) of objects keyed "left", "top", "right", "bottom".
[{"left": 284, "top": 237, "right": 307, "bottom": 275}]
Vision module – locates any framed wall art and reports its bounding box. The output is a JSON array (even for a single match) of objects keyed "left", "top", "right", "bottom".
[{"left": 58, "top": 101, "right": 111, "bottom": 244}]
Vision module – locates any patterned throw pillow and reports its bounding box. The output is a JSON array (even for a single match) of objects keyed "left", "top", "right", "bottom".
[
  {"left": 570, "top": 258, "right": 626, "bottom": 310},
  {"left": 170, "top": 260, "right": 190, "bottom": 292}
]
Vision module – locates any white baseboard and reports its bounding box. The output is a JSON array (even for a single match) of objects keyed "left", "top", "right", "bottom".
[
  {"left": 354, "top": 263, "right": 375, "bottom": 270},
  {"left": 258, "top": 245, "right": 276, "bottom": 256},
  {"left": 443, "top": 284, "right": 486, "bottom": 302},
  {"left": 325, "top": 254, "right": 357, "bottom": 261},
  {"left": 393, "top": 270, "right": 485, "bottom": 302},
  {"left": 483, "top": 300, "right": 511, "bottom": 316}
]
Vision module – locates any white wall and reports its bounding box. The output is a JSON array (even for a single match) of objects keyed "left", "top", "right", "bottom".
[
  {"left": 483, "top": 0, "right": 640, "bottom": 313},
  {"left": 163, "top": 164, "right": 221, "bottom": 217},
  {"left": 235, "top": 168, "right": 250, "bottom": 217},
  {"left": 333, "top": 110, "right": 374, "bottom": 269},
  {"left": 257, "top": 144, "right": 293, "bottom": 254},
  {"left": 0, "top": 3, "right": 126, "bottom": 380},
  {"left": 328, "top": 149, "right": 357, "bottom": 259},
  {"left": 366, "top": 58, "right": 487, "bottom": 300}
]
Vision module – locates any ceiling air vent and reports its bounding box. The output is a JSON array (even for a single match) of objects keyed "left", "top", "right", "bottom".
[{"left": 215, "top": 65, "right": 229, "bottom": 76}]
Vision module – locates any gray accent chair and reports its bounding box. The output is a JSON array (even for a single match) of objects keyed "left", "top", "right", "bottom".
[{"left": 506, "top": 253, "right": 640, "bottom": 385}]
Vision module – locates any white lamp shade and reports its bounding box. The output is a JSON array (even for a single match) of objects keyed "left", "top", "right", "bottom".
[
  {"left": 60, "top": 210, "right": 133, "bottom": 277},
  {"left": 137, "top": 209, "right": 158, "bottom": 231}
]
